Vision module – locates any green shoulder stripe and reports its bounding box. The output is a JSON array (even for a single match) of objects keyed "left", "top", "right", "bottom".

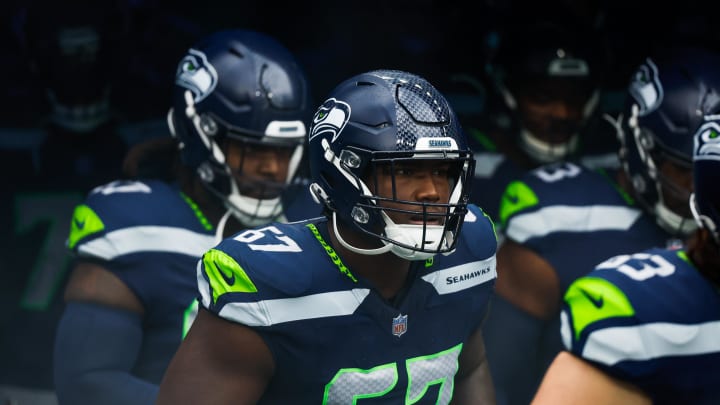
[
  {"left": 498, "top": 180, "right": 539, "bottom": 226},
  {"left": 564, "top": 276, "right": 635, "bottom": 341},
  {"left": 203, "top": 248, "right": 257, "bottom": 305},
  {"left": 67, "top": 204, "right": 105, "bottom": 249}
]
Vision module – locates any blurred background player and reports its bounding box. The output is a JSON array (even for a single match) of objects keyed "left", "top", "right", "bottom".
[
  {"left": 457, "top": 10, "right": 617, "bottom": 226},
  {"left": 532, "top": 88, "right": 720, "bottom": 405},
  {"left": 52, "top": 29, "right": 317, "bottom": 405},
  {"left": 157, "top": 69, "right": 498, "bottom": 404},
  {"left": 0, "top": 0, "right": 197, "bottom": 403},
  {"left": 484, "top": 45, "right": 720, "bottom": 405}
]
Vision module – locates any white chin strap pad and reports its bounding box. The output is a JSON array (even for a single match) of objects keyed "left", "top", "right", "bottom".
[
  {"left": 225, "top": 194, "right": 283, "bottom": 227},
  {"left": 383, "top": 223, "right": 448, "bottom": 260},
  {"left": 520, "top": 128, "right": 579, "bottom": 164}
]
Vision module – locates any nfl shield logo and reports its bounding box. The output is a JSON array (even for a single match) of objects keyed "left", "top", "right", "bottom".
[{"left": 392, "top": 314, "right": 408, "bottom": 337}]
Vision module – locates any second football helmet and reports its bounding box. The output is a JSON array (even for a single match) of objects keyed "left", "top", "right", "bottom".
[
  {"left": 619, "top": 47, "right": 720, "bottom": 236},
  {"left": 168, "top": 29, "right": 312, "bottom": 226},
  {"left": 308, "top": 70, "right": 475, "bottom": 260}
]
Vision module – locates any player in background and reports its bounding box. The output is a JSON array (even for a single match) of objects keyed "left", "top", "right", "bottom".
[
  {"left": 483, "top": 46, "right": 720, "bottom": 405},
  {"left": 52, "top": 29, "right": 316, "bottom": 405},
  {"left": 455, "top": 13, "right": 616, "bottom": 227},
  {"left": 531, "top": 88, "right": 720, "bottom": 405},
  {"left": 157, "top": 69, "right": 498, "bottom": 404},
  {"left": 0, "top": 1, "right": 197, "bottom": 403}
]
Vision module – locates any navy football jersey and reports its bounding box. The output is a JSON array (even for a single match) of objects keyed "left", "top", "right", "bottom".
[
  {"left": 66, "top": 178, "right": 321, "bottom": 383},
  {"left": 501, "top": 162, "right": 674, "bottom": 294},
  {"left": 466, "top": 123, "right": 619, "bottom": 228},
  {"left": 199, "top": 204, "right": 497, "bottom": 404},
  {"left": 563, "top": 248, "right": 720, "bottom": 404},
  {"left": 68, "top": 179, "right": 218, "bottom": 382},
  {"left": 488, "top": 161, "right": 676, "bottom": 404}
]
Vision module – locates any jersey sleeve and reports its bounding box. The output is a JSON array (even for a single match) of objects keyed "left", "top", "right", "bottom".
[{"left": 559, "top": 248, "right": 706, "bottom": 391}]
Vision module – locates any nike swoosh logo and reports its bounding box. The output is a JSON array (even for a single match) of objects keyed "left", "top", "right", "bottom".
[
  {"left": 74, "top": 217, "right": 86, "bottom": 230},
  {"left": 505, "top": 193, "right": 519, "bottom": 204},
  {"left": 213, "top": 260, "right": 235, "bottom": 286},
  {"left": 579, "top": 288, "right": 604, "bottom": 309}
]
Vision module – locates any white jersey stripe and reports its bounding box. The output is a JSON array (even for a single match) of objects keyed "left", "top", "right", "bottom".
[
  {"left": 218, "top": 289, "right": 371, "bottom": 327},
  {"left": 77, "top": 226, "right": 217, "bottom": 260},
  {"left": 506, "top": 205, "right": 642, "bottom": 243},
  {"left": 582, "top": 321, "right": 720, "bottom": 366}
]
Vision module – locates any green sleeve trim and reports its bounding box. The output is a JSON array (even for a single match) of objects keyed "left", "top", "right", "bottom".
[
  {"left": 498, "top": 180, "right": 539, "bottom": 226},
  {"left": 480, "top": 208, "right": 498, "bottom": 242},
  {"left": 564, "top": 276, "right": 635, "bottom": 341},
  {"left": 677, "top": 250, "right": 691, "bottom": 264},
  {"left": 203, "top": 248, "right": 257, "bottom": 305},
  {"left": 67, "top": 204, "right": 105, "bottom": 249}
]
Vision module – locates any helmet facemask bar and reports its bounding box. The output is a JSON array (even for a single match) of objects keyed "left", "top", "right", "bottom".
[{"left": 340, "top": 146, "right": 474, "bottom": 260}]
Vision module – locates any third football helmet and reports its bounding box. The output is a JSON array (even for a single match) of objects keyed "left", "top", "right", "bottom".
[
  {"left": 619, "top": 47, "right": 720, "bottom": 236},
  {"left": 168, "top": 29, "right": 312, "bottom": 226},
  {"left": 486, "top": 19, "right": 601, "bottom": 163},
  {"left": 308, "top": 70, "right": 475, "bottom": 260}
]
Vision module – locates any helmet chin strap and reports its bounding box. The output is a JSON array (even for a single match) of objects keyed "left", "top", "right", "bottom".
[
  {"left": 690, "top": 193, "right": 720, "bottom": 245},
  {"left": 332, "top": 211, "right": 394, "bottom": 256}
]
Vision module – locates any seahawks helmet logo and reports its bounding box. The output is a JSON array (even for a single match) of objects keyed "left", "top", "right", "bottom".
[
  {"left": 629, "top": 58, "right": 663, "bottom": 116},
  {"left": 694, "top": 119, "right": 720, "bottom": 162},
  {"left": 309, "top": 98, "right": 351, "bottom": 143},
  {"left": 175, "top": 49, "right": 218, "bottom": 103}
]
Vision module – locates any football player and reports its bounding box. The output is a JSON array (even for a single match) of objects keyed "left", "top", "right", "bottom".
[
  {"left": 52, "top": 29, "right": 317, "bottom": 405},
  {"left": 157, "top": 69, "right": 498, "bottom": 404},
  {"left": 484, "top": 46, "right": 720, "bottom": 404},
  {"left": 532, "top": 92, "right": 720, "bottom": 404}
]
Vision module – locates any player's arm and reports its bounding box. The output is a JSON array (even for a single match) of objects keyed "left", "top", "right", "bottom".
[
  {"left": 451, "top": 327, "right": 496, "bottom": 405},
  {"left": 531, "top": 351, "right": 651, "bottom": 405},
  {"left": 54, "top": 261, "right": 158, "bottom": 405},
  {"left": 481, "top": 238, "right": 560, "bottom": 403},
  {"left": 157, "top": 306, "right": 274, "bottom": 404}
]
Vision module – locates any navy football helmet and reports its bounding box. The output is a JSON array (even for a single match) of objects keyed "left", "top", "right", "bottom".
[
  {"left": 617, "top": 47, "right": 720, "bottom": 236},
  {"left": 308, "top": 70, "right": 475, "bottom": 260},
  {"left": 168, "top": 29, "right": 312, "bottom": 226},
  {"left": 691, "top": 117, "right": 720, "bottom": 245},
  {"left": 486, "top": 19, "right": 601, "bottom": 163}
]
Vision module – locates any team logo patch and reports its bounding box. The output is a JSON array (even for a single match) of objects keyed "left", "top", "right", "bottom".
[
  {"left": 694, "top": 119, "right": 720, "bottom": 161},
  {"left": 392, "top": 313, "right": 408, "bottom": 337},
  {"left": 175, "top": 49, "right": 218, "bottom": 103},
  {"left": 628, "top": 58, "right": 663, "bottom": 116},
  {"left": 309, "top": 98, "right": 351, "bottom": 143}
]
